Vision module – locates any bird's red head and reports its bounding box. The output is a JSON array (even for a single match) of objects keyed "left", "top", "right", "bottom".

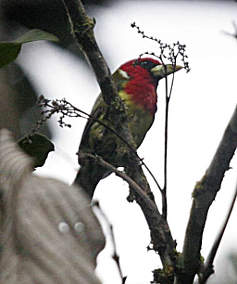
[
  {"left": 119, "top": 58, "right": 162, "bottom": 115},
  {"left": 120, "top": 57, "right": 161, "bottom": 85},
  {"left": 118, "top": 57, "right": 182, "bottom": 114}
]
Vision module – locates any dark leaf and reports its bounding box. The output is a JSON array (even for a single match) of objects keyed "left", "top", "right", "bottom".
[
  {"left": 18, "top": 133, "right": 55, "bottom": 168},
  {"left": 0, "top": 42, "right": 21, "bottom": 68}
]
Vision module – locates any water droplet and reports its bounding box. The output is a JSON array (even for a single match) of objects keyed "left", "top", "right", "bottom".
[
  {"left": 58, "top": 222, "right": 70, "bottom": 233},
  {"left": 74, "top": 222, "right": 85, "bottom": 233}
]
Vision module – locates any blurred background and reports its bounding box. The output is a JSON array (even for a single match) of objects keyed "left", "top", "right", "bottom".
[{"left": 0, "top": 0, "right": 237, "bottom": 283}]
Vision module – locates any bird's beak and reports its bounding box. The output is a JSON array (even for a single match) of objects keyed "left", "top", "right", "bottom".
[{"left": 151, "top": 64, "right": 183, "bottom": 79}]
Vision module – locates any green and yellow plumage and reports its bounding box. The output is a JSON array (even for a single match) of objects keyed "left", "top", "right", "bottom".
[{"left": 74, "top": 58, "right": 182, "bottom": 198}]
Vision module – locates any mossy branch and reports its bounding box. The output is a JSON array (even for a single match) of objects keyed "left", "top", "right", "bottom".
[
  {"left": 61, "top": 0, "right": 176, "bottom": 277},
  {"left": 61, "top": 0, "right": 133, "bottom": 145},
  {"left": 80, "top": 152, "right": 177, "bottom": 272},
  {"left": 176, "top": 105, "right": 237, "bottom": 284}
]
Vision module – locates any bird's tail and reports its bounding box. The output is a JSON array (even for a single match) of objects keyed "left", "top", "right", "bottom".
[{"left": 73, "top": 163, "right": 108, "bottom": 199}]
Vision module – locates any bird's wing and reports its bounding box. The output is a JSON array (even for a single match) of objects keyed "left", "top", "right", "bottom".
[
  {"left": 78, "top": 69, "right": 129, "bottom": 156},
  {"left": 79, "top": 94, "right": 106, "bottom": 153}
]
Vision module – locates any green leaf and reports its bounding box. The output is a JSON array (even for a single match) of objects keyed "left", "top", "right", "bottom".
[
  {"left": 18, "top": 133, "right": 55, "bottom": 168},
  {"left": 15, "top": 29, "right": 59, "bottom": 44},
  {"left": 0, "top": 29, "right": 59, "bottom": 68}
]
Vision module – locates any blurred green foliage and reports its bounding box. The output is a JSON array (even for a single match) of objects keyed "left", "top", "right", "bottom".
[
  {"left": 0, "top": 0, "right": 111, "bottom": 165},
  {"left": 0, "top": 0, "right": 111, "bottom": 139}
]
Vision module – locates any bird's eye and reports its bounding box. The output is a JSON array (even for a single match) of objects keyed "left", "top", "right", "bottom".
[
  {"left": 133, "top": 60, "right": 157, "bottom": 70},
  {"left": 140, "top": 61, "right": 148, "bottom": 67},
  {"left": 133, "top": 60, "right": 148, "bottom": 67},
  {"left": 139, "top": 60, "right": 157, "bottom": 70}
]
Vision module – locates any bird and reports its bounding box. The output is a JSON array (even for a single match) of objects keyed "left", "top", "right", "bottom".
[{"left": 74, "top": 57, "right": 182, "bottom": 198}]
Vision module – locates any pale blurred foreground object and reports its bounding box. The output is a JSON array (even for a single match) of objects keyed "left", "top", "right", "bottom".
[{"left": 0, "top": 129, "right": 105, "bottom": 284}]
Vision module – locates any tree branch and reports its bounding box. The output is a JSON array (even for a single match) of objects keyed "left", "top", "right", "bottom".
[
  {"left": 61, "top": 0, "right": 157, "bottom": 198},
  {"left": 61, "top": 0, "right": 115, "bottom": 104},
  {"left": 61, "top": 1, "right": 177, "bottom": 279},
  {"left": 61, "top": 0, "right": 136, "bottom": 150},
  {"left": 81, "top": 153, "right": 177, "bottom": 274},
  {"left": 176, "top": 105, "right": 237, "bottom": 284}
]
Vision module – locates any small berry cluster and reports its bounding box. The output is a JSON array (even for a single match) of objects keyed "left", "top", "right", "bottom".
[{"left": 131, "top": 22, "right": 190, "bottom": 72}]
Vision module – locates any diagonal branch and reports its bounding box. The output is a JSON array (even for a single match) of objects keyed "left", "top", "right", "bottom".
[
  {"left": 81, "top": 153, "right": 176, "bottom": 271},
  {"left": 61, "top": 0, "right": 177, "bottom": 279},
  {"left": 176, "top": 105, "right": 237, "bottom": 284},
  {"left": 61, "top": 0, "right": 136, "bottom": 151},
  {"left": 61, "top": 0, "right": 156, "bottom": 198}
]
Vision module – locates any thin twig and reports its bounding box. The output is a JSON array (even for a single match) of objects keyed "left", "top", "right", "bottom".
[
  {"left": 222, "top": 21, "right": 237, "bottom": 39},
  {"left": 168, "top": 64, "right": 177, "bottom": 99},
  {"left": 79, "top": 152, "right": 150, "bottom": 196},
  {"left": 162, "top": 65, "right": 176, "bottom": 219},
  {"left": 38, "top": 97, "right": 163, "bottom": 193},
  {"left": 142, "top": 162, "right": 162, "bottom": 192},
  {"left": 199, "top": 180, "right": 237, "bottom": 284},
  {"left": 65, "top": 101, "right": 162, "bottom": 192},
  {"left": 132, "top": 22, "right": 190, "bottom": 221},
  {"left": 162, "top": 74, "right": 169, "bottom": 220},
  {"left": 93, "top": 201, "right": 127, "bottom": 284}
]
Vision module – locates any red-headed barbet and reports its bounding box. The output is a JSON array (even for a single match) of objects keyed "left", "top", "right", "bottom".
[{"left": 74, "top": 58, "right": 182, "bottom": 198}]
